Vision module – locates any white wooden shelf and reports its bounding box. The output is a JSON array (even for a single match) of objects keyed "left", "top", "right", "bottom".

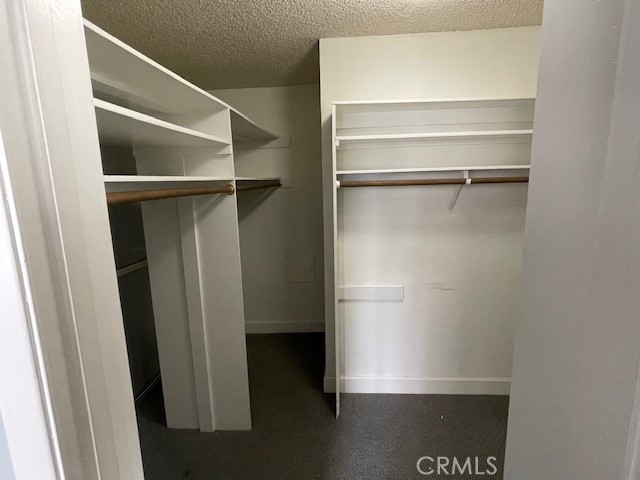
[
  {"left": 104, "top": 175, "right": 232, "bottom": 183},
  {"left": 84, "top": 19, "right": 278, "bottom": 144},
  {"left": 337, "top": 165, "right": 531, "bottom": 175},
  {"left": 87, "top": 17, "right": 262, "bottom": 433},
  {"left": 94, "top": 99, "right": 230, "bottom": 148},
  {"left": 103, "top": 175, "right": 233, "bottom": 193},
  {"left": 84, "top": 20, "right": 227, "bottom": 115},
  {"left": 235, "top": 176, "right": 281, "bottom": 181},
  {"left": 333, "top": 97, "right": 535, "bottom": 113},
  {"left": 230, "top": 110, "right": 279, "bottom": 142},
  {"left": 329, "top": 98, "right": 535, "bottom": 406},
  {"left": 335, "top": 130, "right": 533, "bottom": 144},
  {"left": 333, "top": 97, "right": 535, "bottom": 105}
]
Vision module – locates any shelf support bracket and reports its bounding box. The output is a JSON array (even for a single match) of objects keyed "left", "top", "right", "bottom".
[{"left": 449, "top": 170, "right": 470, "bottom": 211}]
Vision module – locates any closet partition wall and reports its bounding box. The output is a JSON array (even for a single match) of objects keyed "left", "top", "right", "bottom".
[
  {"left": 330, "top": 98, "right": 534, "bottom": 415},
  {"left": 84, "top": 20, "right": 280, "bottom": 431}
]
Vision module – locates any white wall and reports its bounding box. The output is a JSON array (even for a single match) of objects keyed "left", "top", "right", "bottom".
[
  {"left": 0, "top": 416, "right": 14, "bottom": 480},
  {"left": 211, "top": 85, "right": 325, "bottom": 333},
  {"left": 504, "top": 0, "right": 640, "bottom": 478},
  {"left": 320, "top": 28, "right": 541, "bottom": 393}
]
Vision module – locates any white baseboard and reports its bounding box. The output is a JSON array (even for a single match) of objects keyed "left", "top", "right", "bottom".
[
  {"left": 245, "top": 321, "right": 325, "bottom": 334},
  {"left": 323, "top": 375, "right": 510, "bottom": 395}
]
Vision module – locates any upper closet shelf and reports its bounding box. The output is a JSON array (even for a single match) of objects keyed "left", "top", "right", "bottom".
[
  {"left": 94, "top": 99, "right": 230, "bottom": 148},
  {"left": 84, "top": 19, "right": 279, "bottom": 142},
  {"left": 335, "top": 129, "right": 533, "bottom": 144},
  {"left": 103, "top": 175, "right": 233, "bottom": 193},
  {"left": 84, "top": 20, "right": 229, "bottom": 115},
  {"left": 333, "top": 97, "right": 535, "bottom": 112},
  {"left": 230, "top": 110, "right": 279, "bottom": 142},
  {"left": 104, "top": 175, "right": 232, "bottom": 183},
  {"left": 235, "top": 176, "right": 281, "bottom": 181},
  {"left": 337, "top": 165, "right": 531, "bottom": 175}
]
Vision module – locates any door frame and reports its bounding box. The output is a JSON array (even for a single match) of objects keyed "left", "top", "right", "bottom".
[{"left": 0, "top": 0, "right": 143, "bottom": 478}]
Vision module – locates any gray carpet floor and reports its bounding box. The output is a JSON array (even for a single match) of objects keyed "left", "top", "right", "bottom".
[{"left": 136, "top": 333, "right": 509, "bottom": 479}]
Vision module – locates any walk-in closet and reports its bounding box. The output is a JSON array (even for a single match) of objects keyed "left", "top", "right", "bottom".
[
  {"left": 15, "top": 0, "right": 625, "bottom": 478},
  {"left": 79, "top": 6, "right": 539, "bottom": 477},
  {"left": 5, "top": 1, "right": 640, "bottom": 480}
]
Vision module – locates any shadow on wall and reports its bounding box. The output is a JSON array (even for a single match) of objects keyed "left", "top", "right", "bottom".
[{"left": 236, "top": 188, "right": 280, "bottom": 219}]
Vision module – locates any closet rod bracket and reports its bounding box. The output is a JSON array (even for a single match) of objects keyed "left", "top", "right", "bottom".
[{"left": 449, "top": 170, "right": 469, "bottom": 211}]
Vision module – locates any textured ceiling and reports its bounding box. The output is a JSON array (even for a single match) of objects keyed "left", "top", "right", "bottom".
[{"left": 82, "top": 0, "right": 543, "bottom": 90}]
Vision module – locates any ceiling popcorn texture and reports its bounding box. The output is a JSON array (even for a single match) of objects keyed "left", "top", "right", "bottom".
[{"left": 82, "top": 0, "right": 543, "bottom": 90}]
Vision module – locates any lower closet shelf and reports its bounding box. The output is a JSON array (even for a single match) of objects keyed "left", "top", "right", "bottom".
[
  {"left": 235, "top": 176, "right": 280, "bottom": 180},
  {"left": 105, "top": 175, "right": 232, "bottom": 183},
  {"left": 104, "top": 175, "right": 233, "bottom": 191}
]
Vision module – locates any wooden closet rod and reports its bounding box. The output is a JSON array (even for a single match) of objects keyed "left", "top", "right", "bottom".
[
  {"left": 107, "top": 184, "right": 235, "bottom": 205},
  {"left": 338, "top": 176, "right": 529, "bottom": 188},
  {"left": 235, "top": 180, "right": 282, "bottom": 192}
]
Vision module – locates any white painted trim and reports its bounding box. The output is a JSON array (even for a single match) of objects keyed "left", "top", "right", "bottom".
[
  {"left": 622, "top": 361, "right": 640, "bottom": 479},
  {"left": 331, "top": 103, "right": 341, "bottom": 417},
  {"left": 323, "top": 375, "right": 511, "bottom": 395},
  {"left": 245, "top": 321, "right": 325, "bottom": 334},
  {"left": 0, "top": 130, "right": 60, "bottom": 480}
]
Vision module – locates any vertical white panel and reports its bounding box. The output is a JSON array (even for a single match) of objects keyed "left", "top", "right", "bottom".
[
  {"left": 136, "top": 112, "right": 250, "bottom": 431},
  {"left": 331, "top": 104, "right": 340, "bottom": 416},
  {"left": 141, "top": 199, "right": 199, "bottom": 429},
  {"left": 194, "top": 192, "right": 252, "bottom": 429},
  {"left": 0, "top": 132, "right": 58, "bottom": 480},
  {"left": 178, "top": 198, "right": 214, "bottom": 431}
]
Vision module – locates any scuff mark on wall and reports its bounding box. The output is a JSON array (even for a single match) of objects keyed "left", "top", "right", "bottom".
[{"left": 428, "top": 282, "right": 457, "bottom": 292}]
